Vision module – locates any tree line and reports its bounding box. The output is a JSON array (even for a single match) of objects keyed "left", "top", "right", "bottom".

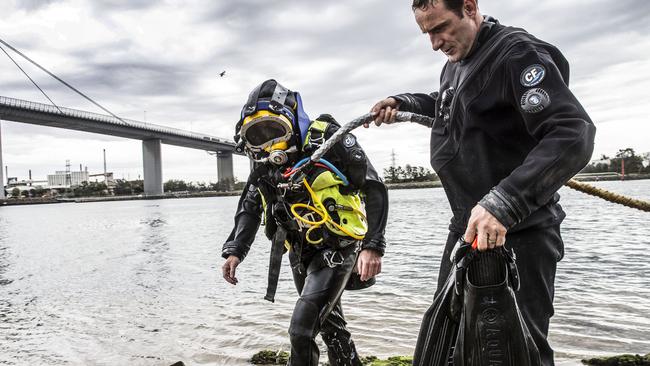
[
  {"left": 160, "top": 178, "right": 245, "bottom": 193},
  {"left": 113, "top": 178, "right": 245, "bottom": 195},
  {"left": 72, "top": 179, "right": 245, "bottom": 197},
  {"left": 383, "top": 165, "right": 438, "bottom": 183},
  {"left": 382, "top": 148, "right": 650, "bottom": 185},
  {"left": 6, "top": 178, "right": 245, "bottom": 199},
  {"left": 8, "top": 147, "right": 647, "bottom": 199},
  {"left": 581, "top": 148, "right": 650, "bottom": 174}
]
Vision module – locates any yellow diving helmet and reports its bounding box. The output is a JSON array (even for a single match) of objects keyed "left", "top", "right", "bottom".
[
  {"left": 235, "top": 80, "right": 306, "bottom": 165},
  {"left": 239, "top": 109, "right": 295, "bottom": 165},
  {"left": 240, "top": 109, "right": 293, "bottom": 152}
]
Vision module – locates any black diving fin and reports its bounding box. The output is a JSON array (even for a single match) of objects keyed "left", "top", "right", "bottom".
[
  {"left": 452, "top": 245, "right": 541, "bottom": 366},
  {"left": 413, "top": 239, "right": 473, "bottom": 366}
]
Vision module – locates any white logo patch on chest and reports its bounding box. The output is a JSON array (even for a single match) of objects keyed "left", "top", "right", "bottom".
[
  {"left": 342, "top": 134, "right": 356, "bottom": 148},
  {"left": 520, "top": 64, "right": 546, "bottom": 87}
]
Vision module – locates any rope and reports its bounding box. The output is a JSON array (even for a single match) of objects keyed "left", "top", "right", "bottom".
[
  {"left": 565, "top": 179, "right": 650, "bottom": 212},
  {"left": 314, "top": 111, "right": 650, "bottom": 213}
]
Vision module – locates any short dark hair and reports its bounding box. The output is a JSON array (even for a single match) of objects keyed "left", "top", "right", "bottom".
[{"left": 412, "top": 0, "right": 465, "bottom": 18}]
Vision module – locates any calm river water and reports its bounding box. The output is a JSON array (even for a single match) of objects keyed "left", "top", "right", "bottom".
[{"left": 1, "top": 180, "right": 649, "bottom": 365}]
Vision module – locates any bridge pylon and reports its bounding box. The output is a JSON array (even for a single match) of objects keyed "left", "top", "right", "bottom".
[
  {"left": 216, "top": 150, "right": 234, "bottom": 189},
  {"left": 143, "top": 139, "right": 163, "bottom": 196}
]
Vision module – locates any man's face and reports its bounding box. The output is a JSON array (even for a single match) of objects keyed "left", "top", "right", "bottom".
[{"left": 414, "top": 0, "right": 480, "bottom": 63}]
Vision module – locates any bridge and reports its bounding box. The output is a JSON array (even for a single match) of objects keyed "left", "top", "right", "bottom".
[{"left": 0, "top": 96, "right": 238, "bottom": 199}]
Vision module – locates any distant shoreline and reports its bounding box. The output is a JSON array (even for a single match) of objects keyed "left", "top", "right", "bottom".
[
  {"left": 386, "top": 180, "right": 443, "bottom": 189},
  {"left": 0, "top": 191, "right": 240, "bottom": 206},
  {"left": 386, "top": 173, "right": 650, "bottom": 190},
  {"left": 2, "top": 175, "right": 648, "bottom": 206}
]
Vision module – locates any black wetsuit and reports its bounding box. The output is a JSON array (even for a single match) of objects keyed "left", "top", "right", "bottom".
[
  {"left": 392, "top": 17, "right": 596, "bottom": 365},
  {"left": 222, "top": 115, "right": 388, "bottom": 366}
]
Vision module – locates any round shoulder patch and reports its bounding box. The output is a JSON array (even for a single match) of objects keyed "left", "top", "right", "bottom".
[
  {"left": 520, "top": 88, "right": 550, "bottom": 114},
  {"left": 342, "top": 133, "right": 356, "bottom": 148},
  {"left": 350, "top": 148, "right": 365, "bottom": 162},
  {"left": 520, "top": 64, "right": 546, "bottom": 87}
]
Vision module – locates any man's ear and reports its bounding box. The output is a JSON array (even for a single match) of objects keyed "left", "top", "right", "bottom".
[{"left": 463, "top": 0, "right": 478, "bottom": 16}]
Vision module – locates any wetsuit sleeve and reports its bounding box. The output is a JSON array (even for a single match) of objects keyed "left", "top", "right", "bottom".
[
  {"left": 390, "top": 92, "right": 438, "bottom": 127},
  {"left": 221, "top": 179, "right": 263, "bottom": 261},
  {"left": 360, "top": 162, "right": 389, "bottom": 256},
  {"left": 478, "top": 46, "right": 596, "bottom": 228}
]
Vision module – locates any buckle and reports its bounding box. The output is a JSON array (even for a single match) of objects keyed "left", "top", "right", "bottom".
[
  {"left": 309, "top": 133, "right": 324, "bottom": 145},
  {"left": 268, "top": 100, "right": 285, "bottom": 114},
  {"left": 262, "top": 100, "right": 295, "bottom": 124},
  {"left": 292, "top": 261, "right": 305, "bottom": 275},
  {"left": 324, "top": 250, "right": 345, "bottom": 268}
]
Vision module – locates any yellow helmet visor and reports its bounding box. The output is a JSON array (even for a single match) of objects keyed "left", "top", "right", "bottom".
[{"left": 240, "top": 110, "right": 293, "bottom": 152}]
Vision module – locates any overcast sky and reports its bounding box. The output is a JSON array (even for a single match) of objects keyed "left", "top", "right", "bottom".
[{"left": 1, "top": 0, "right": 649, "bottom": 183}]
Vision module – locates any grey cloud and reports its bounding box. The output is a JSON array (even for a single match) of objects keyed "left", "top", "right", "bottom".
[
  {"left": 484, "top": 1, "right": 650, "bottom": 80},
  {"left": 3, "top": 122, "right": 122, "bottom": 142},
  {"left": 197, "top": 1, "right": 326, "bottom": 24},
  {"left": 3, "top": 59, "right": 193, "bottom": 115},
  {"left": 88, "top": 0, "right": 159, "bottom": 12},
  {"left": 14, "top": 0, "right": 63, "bottom": 12},
  {"left": 195, "top": 2, "right": 398, "bottom": 58},
  {"left": 77, "top": 61, "right": 195, "bottom": 96},
  {"left": 191, "top": 1, "right": 426, "bottom": 114},
  {"left": 489, "top": 0, "right": 650, "bottom": 46},
  {"left": 2, "top": 0, "right": 649, "bottom": 181}
]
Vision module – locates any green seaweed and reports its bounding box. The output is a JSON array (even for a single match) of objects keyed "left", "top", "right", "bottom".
[
  {"left": 250, "top": 350, "right": 413, "bottom": 366},
  {"left": 581, "top": 353, "right": 650, "bottom": 366},
  {"left": 361, "top": 355, "right": 413, "bottom": 366},
  {"left": 251, "top": 350, "right": 650, "bottom": 366},
  {"left": 250, "top": 350, "right": 290, "bottom": 365}
]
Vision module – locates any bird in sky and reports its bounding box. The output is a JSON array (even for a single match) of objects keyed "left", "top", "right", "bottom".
[{"left": 219, "top": 70, "right": 226, "bottom": 77}]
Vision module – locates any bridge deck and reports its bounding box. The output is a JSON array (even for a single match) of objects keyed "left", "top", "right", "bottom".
[{"left": 0, "top": 96, "right": 236, "bottom": 152}]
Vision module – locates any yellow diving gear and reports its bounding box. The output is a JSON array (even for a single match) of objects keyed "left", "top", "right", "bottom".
[
  {"left": 290, "top": 174, "right": 367, "bottom": 244},
  {"left": 240, "top": 110, "right": 293, "bottom": 152}
]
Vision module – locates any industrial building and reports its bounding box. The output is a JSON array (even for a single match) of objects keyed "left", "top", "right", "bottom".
[
  {"left": 47, "top": 170, "right": 89, "bottom": 187},
  {"left": 3, "top": 164, "right": 114, "bottom": 197}
]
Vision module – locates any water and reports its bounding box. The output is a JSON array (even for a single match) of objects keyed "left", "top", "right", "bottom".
[{"left": 1, "top": 180, "right": 649, "bottom": 365}]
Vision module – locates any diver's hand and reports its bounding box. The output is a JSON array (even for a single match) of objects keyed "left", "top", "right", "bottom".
[
  {"left": 222, "top": 255, "right": 241, "bottom": 285},
  {"left": 357, "top": 249, "right": 382, "bottom": 281},
  {"left": 463, "top": 205, "right": 507, "bottom": 251},
  {"left": 364, "top": 97, "right": 400, "bottom": 128}
]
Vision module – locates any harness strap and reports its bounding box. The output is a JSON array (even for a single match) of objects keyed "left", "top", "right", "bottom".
[
  {"left": 264, "top": 226, "right": 287, "bottom": 303},
  {"left": 302, "top": 120, "right": 330, "bottom": 150}
]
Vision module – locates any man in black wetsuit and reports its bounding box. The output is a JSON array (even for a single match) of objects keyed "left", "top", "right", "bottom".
[
  {"left": 222, "top": 80, "right": 388, "bottom": 366},
  {"left": 368, "top": 0, "right": 596, "bottom": 364}
]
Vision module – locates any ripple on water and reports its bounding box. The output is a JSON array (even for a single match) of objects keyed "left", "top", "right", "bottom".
[{"left": 0, "top": 183, "right": 648, "bottom": 364}]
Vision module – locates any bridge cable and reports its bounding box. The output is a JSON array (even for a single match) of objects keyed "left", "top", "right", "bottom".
[
  {"left": 0, "top": 37, "right": 128, "bottom": 125},
  {"left": 0, "top": 43, "right": 63, "bottom": 114}
]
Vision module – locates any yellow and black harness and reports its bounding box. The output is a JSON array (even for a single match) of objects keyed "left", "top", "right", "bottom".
[{"left": 261, "top": 119, "right": 368, "bottom": 302}]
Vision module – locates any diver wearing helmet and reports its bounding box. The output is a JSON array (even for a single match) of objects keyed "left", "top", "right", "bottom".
[{"left": 221, "top": 80, "right": 389, "bottom": 366}]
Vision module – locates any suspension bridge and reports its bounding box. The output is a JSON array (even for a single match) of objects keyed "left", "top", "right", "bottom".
[{"left": 0, "top": 37, "right": 239, "bottom": 199}]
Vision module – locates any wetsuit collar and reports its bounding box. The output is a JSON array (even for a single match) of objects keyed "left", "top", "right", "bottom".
[{"left": 462, "top": 15, "right": 499, "bottom": 63}]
